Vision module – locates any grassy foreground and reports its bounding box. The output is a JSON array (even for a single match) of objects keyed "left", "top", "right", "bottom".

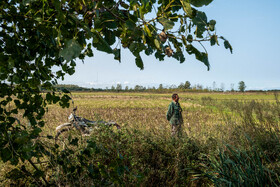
[{"left": 1, "top": 92, "right": 280, "bottom": 186}]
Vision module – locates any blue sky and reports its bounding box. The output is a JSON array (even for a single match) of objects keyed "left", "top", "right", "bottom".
[{"left": 58, "top": 0, "right": 280, "bottom": 90}]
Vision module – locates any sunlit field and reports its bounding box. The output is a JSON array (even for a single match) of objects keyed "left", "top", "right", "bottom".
[
  {"left": 1, "top": 91, "right": 280, "bottom": 186},
  {"left": 44, "top": 91, "right": 279, "bottom": 142}
]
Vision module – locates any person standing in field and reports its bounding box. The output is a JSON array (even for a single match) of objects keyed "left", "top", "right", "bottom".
[{"left": 166, "top": 93, "right": 183, "bottom": 137}]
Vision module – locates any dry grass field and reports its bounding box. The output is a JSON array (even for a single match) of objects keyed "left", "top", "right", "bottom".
[{"left": 44, "top": 91, "right": 278, "bottom": 143}]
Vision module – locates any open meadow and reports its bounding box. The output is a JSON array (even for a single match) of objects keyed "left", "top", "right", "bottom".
[{"left": 1, "top": 91, "right": 280, "bottom": 186}]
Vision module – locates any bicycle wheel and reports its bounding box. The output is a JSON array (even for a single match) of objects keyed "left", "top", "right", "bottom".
[{"left": 55, "top": 123, "right": 72, "bottom": 143}]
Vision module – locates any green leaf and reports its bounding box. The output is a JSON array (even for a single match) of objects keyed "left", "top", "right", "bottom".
[
  {"left": 120, "top": 2, "right": 129, "bottom": 9},
  {"left": 85, "top": 47, "right": 94, "bottom": 57},
  {"left": 113, "top": 48, "right": 121, "bottom": 62},
  {"left": 190, "top": 0, "right": 213, "bottom": 7},
  {"left": 141, "top": 0, "right": 149, "bottom": 7},
  {"left": 209, "top": 19, "right": 216, "bottom": 31},
  {"left": 92, "top": 31, "right": 113, "bottom": 53},
  {"left": 10, "top": 158, "right": 19, "bottom": 166},
  {"left": 182, "top": 35, "right": 187, "bottom": 46},
  {"left": 32, "top": 127, "right": 42, "bottom": 136},
  {"left": 135, "top": 56, "right": 144, "bottom": 70},
  {"left": 145, "top": 47, "right": 153, "bottom": 55},
  {"left": 59, "top": 94, "right": 71, "bottom": 108},
  {"left": 173, "top": 51, "right": 185, "bottom": 63},
  {"left": 38, "top": 121, "right": 44, "bottom": 127},
  {"left": 92, "top": 32, "right": 99, "bottom": 44},
  {"left": 180, "top": 0, "right": 193, "bottom": 17},
  {"left": 70, "top": 60, "right": 76, "bottom": 67},
  {"left": 1, "top": 148, "right": 12, "bottom": 162},
  {"left": 34, "top": 17, "right": 42, "bottom": 23},
  {"left": 103, "top": 18, "right": 117, "bottom": 29},
  {"left": 68, "top": 68, "right": 75, "bottom": 75},
  {"left": 52, "top": 0, "right": 61, "bottom": 11},
  {"left": 224, "top": 40, "right": 233, "bottom": 54},
  {"left": 53, "top": 95, "right": 60, "bottom": 104},
  {"left": 59, "top": 39, "right": 83, "bottom": 62},
  {"left": 47, "top": 135, "right": 53, "bottom": 139},
  {"left": 7, "top": 168, "right": 24, "bottom": 180},
  {"left": 155, "top": 51, "right": 165, "bottom": 61},
  {"left": 142, "top": 30, "right": 147, "bottom": 44},
  {"left": 129, "top": 42, "right": 146, "bottom": 55},
  {"left": 158, "top": 18, "right": 175, "bottom": 30},
  {"left": 46, "top": 92, "right": 52, "bottom": 103},
  {"left": 187, "top": 34, "right": 193, "bottom": 43},
  {"left": 62, "top": 88, "right": 70, "bottom": 93},
  {"left": 12, "top": 75, "right": 21, "bottom": 84},
  {"left": 193, "top": 11, "right": 207, "bottom": 38},
  {"left": 34, "top": 170, "right": 44, "bottom": 178},
  {"left": 125, "top": 19, "right": 136, "bottom": 30},
  {"left": 14, "top": 132, "right": 29, "bottom": 144},
  {"left": 129, "top": 43, "right": 137, "bottom": 52},
  {"left": 186, "top": 44, "right": 210, "bottom": 70},
  {"left": 144, "top": 24, "right": 152, "bottom": 37},
  {"left": 93, "top": 18, "right": 102, "bottom": 29},
  {"left": 104, "top": 30, "right": 116, "bottom": 45},
  {"left": 154, "top": 39, "right": 161, "bottom": 50},
  {"left": 198, "top": 52, "right": 210, "bottom": 70},
  {"left": 210, "top": 35, "right": 218, "bottom": 46}
]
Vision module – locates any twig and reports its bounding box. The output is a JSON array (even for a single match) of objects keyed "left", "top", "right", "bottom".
[
  {"left": 32, "top": 161, "right": 49, "bottom": 164},
  {"left": 103, "top": 6, "right": 126, "bottom": 23},
  {"left": 199, "top": 41, "right": 208, "bottom": 54},
  {"left": 28, "top": 159, "right": 50, "bottom": 186}
]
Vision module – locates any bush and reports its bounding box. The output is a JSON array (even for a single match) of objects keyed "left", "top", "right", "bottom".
[{"left": 208, "top": 142, "right": 278, "bottom": 186}]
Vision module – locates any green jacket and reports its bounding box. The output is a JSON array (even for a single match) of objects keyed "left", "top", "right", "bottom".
[{"left": 166, "top": 101, "right": 183, "bottom": 125}]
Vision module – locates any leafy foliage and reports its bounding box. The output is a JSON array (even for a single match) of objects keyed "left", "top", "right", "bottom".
[
  {"left": 238, "top": 81, "right": 246, "bottom": 92},
  {"left": 209, "top": 143, "right": 277, "bottom": 186},
  {"left": 0, "top": 0, "right": 232, "bottom": 185}
]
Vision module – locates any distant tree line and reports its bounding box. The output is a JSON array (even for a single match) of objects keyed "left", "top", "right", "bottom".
[
  {"left": 43, "top": 84, "right": 101, "bottom": 92},
  {"left": 52, "top": 81, "right": 280, "bottom": 93},
  {"left": 52, "top": 81, "right": 258, "bottom": 93},
  {"left": 108, "top": 81, "right": 249, "bottom": 93},
  {"left": 54, "top": 84, "right": 91, "bottom": 91}
]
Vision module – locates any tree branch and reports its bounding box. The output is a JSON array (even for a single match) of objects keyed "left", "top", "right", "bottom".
[{"left": 28, "top": 159, "right": 50, "bottom": 186}]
